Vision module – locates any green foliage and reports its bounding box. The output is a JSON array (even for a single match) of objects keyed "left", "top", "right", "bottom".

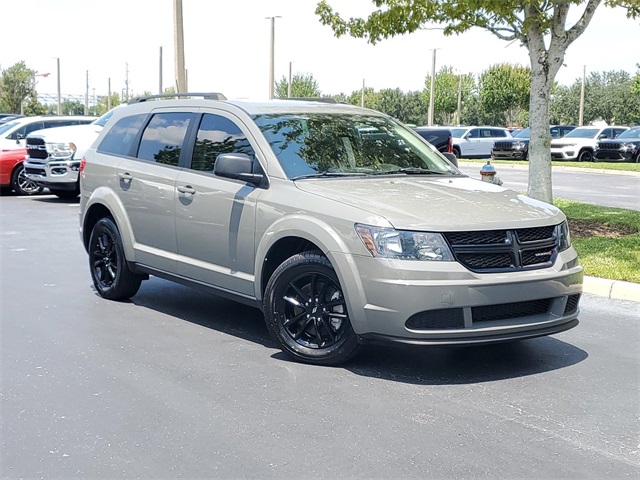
[
  {"left": 275, "top": 73, "right": 321, "bottom": 98},
  {"left": 423, "top": 67, "right": 475, "bottom": 125},
  {"left": 0, "top": 61, "right": 35, "bottom": 114},
  {"left": 479, "top": 63, "right": 531, "bottom": 126}
]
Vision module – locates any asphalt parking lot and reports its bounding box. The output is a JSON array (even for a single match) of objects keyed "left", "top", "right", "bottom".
[{"left": 1, "top": 193, "right": 639, "bottom": 479}]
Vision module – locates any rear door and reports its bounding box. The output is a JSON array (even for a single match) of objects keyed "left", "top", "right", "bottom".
[
  {"left": 174, "top": 110, "right": 263, "bottom": 297},
  {"left": 116, "top": 110, "right": 195, "bottom": 272}
]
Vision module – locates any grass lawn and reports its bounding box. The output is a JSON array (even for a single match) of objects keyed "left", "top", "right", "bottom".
[
  {"left": 554, "top": 199, "right": 640, "bottom": 283},
  {"left": 464, "top": 158, "right": 640, "bottom": 173}
]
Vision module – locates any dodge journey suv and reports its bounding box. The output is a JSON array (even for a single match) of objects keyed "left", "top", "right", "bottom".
[{"left": 79, "top": 93, "right": 583, "bottom": 365}]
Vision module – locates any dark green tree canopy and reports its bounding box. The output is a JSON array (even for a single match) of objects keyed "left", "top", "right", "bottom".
[
  {"left": 0, "top": 61, "right": 35, "bottom": 114},
  {"left": 275, "top": 73, "right": 322, "bottom": 99}
]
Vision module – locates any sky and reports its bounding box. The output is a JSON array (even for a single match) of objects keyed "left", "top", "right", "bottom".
[{"left": 3, "top": 0, "right": 639, "bottom": 103}]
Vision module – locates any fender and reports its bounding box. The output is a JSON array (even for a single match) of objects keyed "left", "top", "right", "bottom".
[
  {"left": 254, "top": 214, "right": 373, "bottom": 332},
  {"left": 83, "top": 186, "right": 137, "bottom": 261}
]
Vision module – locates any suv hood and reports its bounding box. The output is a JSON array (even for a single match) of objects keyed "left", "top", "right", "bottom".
[
  {"left": 29, "top": 123, "right": 103, "bottom": 142},
  {"left": 295, "top": 176, "right": 564, "bottom": 231}
]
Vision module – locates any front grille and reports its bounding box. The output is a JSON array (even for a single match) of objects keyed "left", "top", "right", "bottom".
[
  {"left": 26, "top": 137, "right": 48, "bottom": 160},
  {"left": 406, "top": 308, "right": 464, "bottom": 330},
  {"left": 564, "top": 294, "right": 581, "bottom": 315},
  {"left": 473, "top": 298, "right": 553, "bottom": 322},
  {"left": 598, "top": 143, "right": 620, "bottom": 150},
  {"left": 444, "top": 226, "right": 558, "bottom": 273},
  {"left": 493, "top": 141, "right": 514, "bottom": 149}
]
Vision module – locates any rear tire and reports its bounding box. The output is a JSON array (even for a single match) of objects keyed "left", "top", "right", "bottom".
[
  {"left": 88, "top": 217, "right": 143, "bottom": 300},
  {"left": 453, "top": 147, "right": 461, "bottom": 159},
  {"left": 263, "top": 251, "right": 360, "bottom": 365}
]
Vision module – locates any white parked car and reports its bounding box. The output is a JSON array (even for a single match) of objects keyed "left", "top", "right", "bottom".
[
  {"left": 24, "top": 108, "right": 118, "bottom": 198},
  {"left": 550, "top": 125, "right": 629, "bottom": 162},
  {"left": 450, "top": 126, "right": 512, "bottom": 158}
]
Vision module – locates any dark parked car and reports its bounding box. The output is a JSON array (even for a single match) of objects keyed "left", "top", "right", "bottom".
[
  {"left": 492, "top": 125, "right": 576, "bottom": 160},
  {"left": 412, "top": 126, "right": 453, "bottom": 154},
  {"left": 594, "top": 126, "right": 640, "bottom": 162}
]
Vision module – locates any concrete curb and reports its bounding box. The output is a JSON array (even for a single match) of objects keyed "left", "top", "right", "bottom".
[
  {"left": 459, "top": 161, "right": 640, "bottom": 178},
  {"left": 583, "top": 276, "right": 640, "bottom": 302}
]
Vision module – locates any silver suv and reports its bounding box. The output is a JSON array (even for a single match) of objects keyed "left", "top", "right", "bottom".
[{"left": 79, "top": 93, "right": 583, "bottom": 365}]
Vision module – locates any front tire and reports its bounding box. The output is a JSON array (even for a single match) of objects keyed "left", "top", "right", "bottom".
[
  {"left": 88, "top": 217, "right": 143, "bottom": 300},
  {"left": 11, "top": 165, "right": 44, "bottom": 196},
  {"left": 263, "top": 251, "right": 360, "bottom": 365},
  {"left": 578, "top": 149, "right": 594, "bottom": 162}
]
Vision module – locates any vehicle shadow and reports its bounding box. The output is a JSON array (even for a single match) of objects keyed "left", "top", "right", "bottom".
[
  {"left": 31, "top": 196, "right": 80, "bottom": 204},
  {"left": 129, "top": 277, "right": 588, "bottom": 385}
]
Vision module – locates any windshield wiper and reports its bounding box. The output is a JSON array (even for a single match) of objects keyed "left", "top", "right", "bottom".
[
  {"left": 373, "top": 167, "right": 448, "bottom": 175},
  {"left": 292, "top": 172, "right": 368, "bottom": 180}
]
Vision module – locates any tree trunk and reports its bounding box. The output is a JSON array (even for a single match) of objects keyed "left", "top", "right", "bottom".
[{"left": 527, "top": 60, "right": 554, "bottom": 204}]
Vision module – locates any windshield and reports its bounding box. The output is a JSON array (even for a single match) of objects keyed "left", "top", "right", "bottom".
[
  {"left": 514, "top": 128, "right": 530, "bottom": 138},
  {"left": 252, "top": 113, "right": 460, "bottom": 179},
  {"left": 616, "top": 128, "right": 640, "bottom": 139},
  {"left": 564, "top": 128, "right": 600, "bottom": 139},
  {"left": 0, "top": 120, "right": 21, "bottom": 136},
  {"left": 450, "top": 128, "right": 468, "bottom": 138},
  {"left": 93, "top": 108, "right": 117, "bottom": 127}
]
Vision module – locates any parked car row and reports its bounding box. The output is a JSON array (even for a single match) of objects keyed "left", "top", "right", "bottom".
[{"left": 0, "top": 115, "right": 96, "bottom": 195}]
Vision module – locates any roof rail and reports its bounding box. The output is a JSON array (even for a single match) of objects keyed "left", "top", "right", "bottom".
[
  {"left": 282, "top": 97, "right": 339, "bottom": 104},
  {"left": 129, "top": 92, "right": 227, "bottom": 103}
]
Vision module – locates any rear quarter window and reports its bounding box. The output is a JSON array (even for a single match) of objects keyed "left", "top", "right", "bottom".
[{"left": 97, "top": 114, "right": 147, "bottom": 156}]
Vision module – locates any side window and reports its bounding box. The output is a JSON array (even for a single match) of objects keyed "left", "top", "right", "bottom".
[
  {"left": 190, "top": 113, "right": 255, "bottom": 172},
  {"left": 11, "top": 122, "right": 45, "bottom": 139},
  {"left": 467, "top": 129, "right": 480, "bottom": 139},
  {"left": 550, "top": 127, "right": 561, "bottom": 137},
  {"left": 137, "top": 112, "right": 193, "bottom": 166},
  {"left": 613, "top": 128, "right": 626, "bottom": 138},
  {"left": 599, "top": 128, "right": 611, "bottom": 139},
  {"left": 98, "top": 114, "right": 147, "bottom": 156},
  {"left": 491, "top": 129, "right": 507, "bottom": 138},
  {"left": 480, "top": 129, "right": 493, "bottom": 138}
]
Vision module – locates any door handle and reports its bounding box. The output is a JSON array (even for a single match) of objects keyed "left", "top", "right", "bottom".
[
  {"left": 177, "top": 185, "right": 196, "bottom": 195},
  {"left": 118, "top": 172, "right": 133, "bottom": 182}
]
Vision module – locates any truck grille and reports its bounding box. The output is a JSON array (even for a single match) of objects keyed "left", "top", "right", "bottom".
[
  {"left": 443, "top": 226, "right": 558, "bottom": 272},
  {"left": 597, "top": 143, "right": 620, "bottom": 150},
  {"left": 493, "top": 141, "right": 514, "bottom": 149},
  {"left": 26, "top": 137, "right": 48, "bottom": 160}
]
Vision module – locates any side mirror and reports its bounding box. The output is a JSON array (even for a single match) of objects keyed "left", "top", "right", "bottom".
[
  {"left": 214, "top": 153, "right": 264, "bottom": 186},
  {"left": 443, "top": 152, "right": 458, "bottom": 167}
]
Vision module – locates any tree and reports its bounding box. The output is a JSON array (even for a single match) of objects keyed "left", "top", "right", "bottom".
[
  {"left": 0, "top": 61, "right": 35, "bottom": 114},
  {"left": 632, "top": 64, "right": 640, "bottom": 95},
  {"left": 479, "top": 63, "right": 531, "bottom": 127},
  {"left": 345, "top": 87, "right": 381, "bottom": 110},
  {"left": 275, "top": 73, "right": 321, "bottom": 98},
  {"left": 316, "top": 0, "right": 639, "bottom": 204},
  {"left": 423, "top": 66, "right": 475, "bottom": 125}
]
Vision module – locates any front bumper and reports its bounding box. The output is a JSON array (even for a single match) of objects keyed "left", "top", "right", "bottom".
[
  {"left": 550, "top": 148, "right": 577, "bottom": 160},
  {"left": 594, "top": 150, "right": 634, "bottom": 162},
  {"left": 337, "top": 249, "right": 583, "bottom": 345},
  {"left": 24, "top": 158, "right": 80, "bottom": 189},
  {"left": 491, "top": 148, "right": 527, "bottom": 160}
]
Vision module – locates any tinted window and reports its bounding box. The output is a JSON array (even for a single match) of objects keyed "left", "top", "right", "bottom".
[
  {"left": 491, "top": 129, "right": 507, "bottom": 137},
  {"left": 137, "top": 112, "right": 193, "bottom": 166},
  {"left": 98, "top": 114, "right": 147, "bottom": 156},
  {"left": 10, "top": 121, "right": 46, "bottom": 139},
  {"left": 564, "top": 128, "right": 599, "bottom": 138},
  {"left": 613, "top": 128, "right": 627, "bottom": 138},
  {"left": 450, "top": 128, "right": 468, "bottom": 138},
  {"left": 468, "top": 129, "right": 480, "bottom": 139},
  {"left": 190, "top": 114, "right": 255, "bottom": 171},
  {"left": 617, "top": 127, "right": 640, "bottom": 139}
]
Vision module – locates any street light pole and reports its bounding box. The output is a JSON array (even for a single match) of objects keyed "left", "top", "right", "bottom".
[
  {"left": 56, "top": 58, "right": 61, "bottom": 115},
  {"left": 579, "top": 65, "right": 586, "bottom": 126},
  {"left": 174, "top": 0, "right": 187, "bottom": 93},
  {"left": 428, "top": 49, "right": 438, "bottom": 126}
]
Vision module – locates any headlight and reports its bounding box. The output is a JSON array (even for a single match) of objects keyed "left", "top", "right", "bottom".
[
  {"left": 355, "top": 224, "right": 454, "bottom": 261},
  {"left": 46, "top": 142, "right": 76, "bottom": 159},
  {"left": 513, "top": 141, "right": 526, "bottom": 149},
  {"left": 555, "top": 221, "right": 571, "bottom": 251}
]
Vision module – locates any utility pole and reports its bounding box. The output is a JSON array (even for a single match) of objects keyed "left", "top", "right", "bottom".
[
  {"left": 159, "top": 46, "right": 163, "bottom": 94},
  {"left": 125, "top": 63, "right": 129, "bottom": 101},
  {"left": 428, "top": 49, "right": 438, "bottom": 126},
  {"left": 85, "top": 70, "right": 89, "bottom": 115},
  {"left": 361, "top": 78, "right": 365, "bottom": 107},
  {"left": 288, "top": 61, "right": 292, "bottom": 98},
  {"left": 173, "top": 0, "right": 187, "bottom": 93},
  {"left": 56, "top": 58, "right": 61, "bottom": 115},
  {"left": 267, "top": 16, "right": 281, "bottom": 99},
  {"left": 456, "top": 73, "right": 463, "bottom": 126},
  {"left": 108, "top": 78, "right": 111, "bottom": 110},
  {"left": 579, "top": 65, "right": 586, "bottom": 126}
]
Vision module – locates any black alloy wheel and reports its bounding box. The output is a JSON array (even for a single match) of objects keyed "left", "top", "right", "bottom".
[
  {"left": 88, "top": 217, "right": 143, "bottom": 300},
  {"left": 11, "top": 165, "right": 44, "bottom": 195},
  {"left": 578, "top": 149, "right": 594, "bottom": 162},
  {"left": 264, "top": 251, "right": 359, "bottom": 365}
]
